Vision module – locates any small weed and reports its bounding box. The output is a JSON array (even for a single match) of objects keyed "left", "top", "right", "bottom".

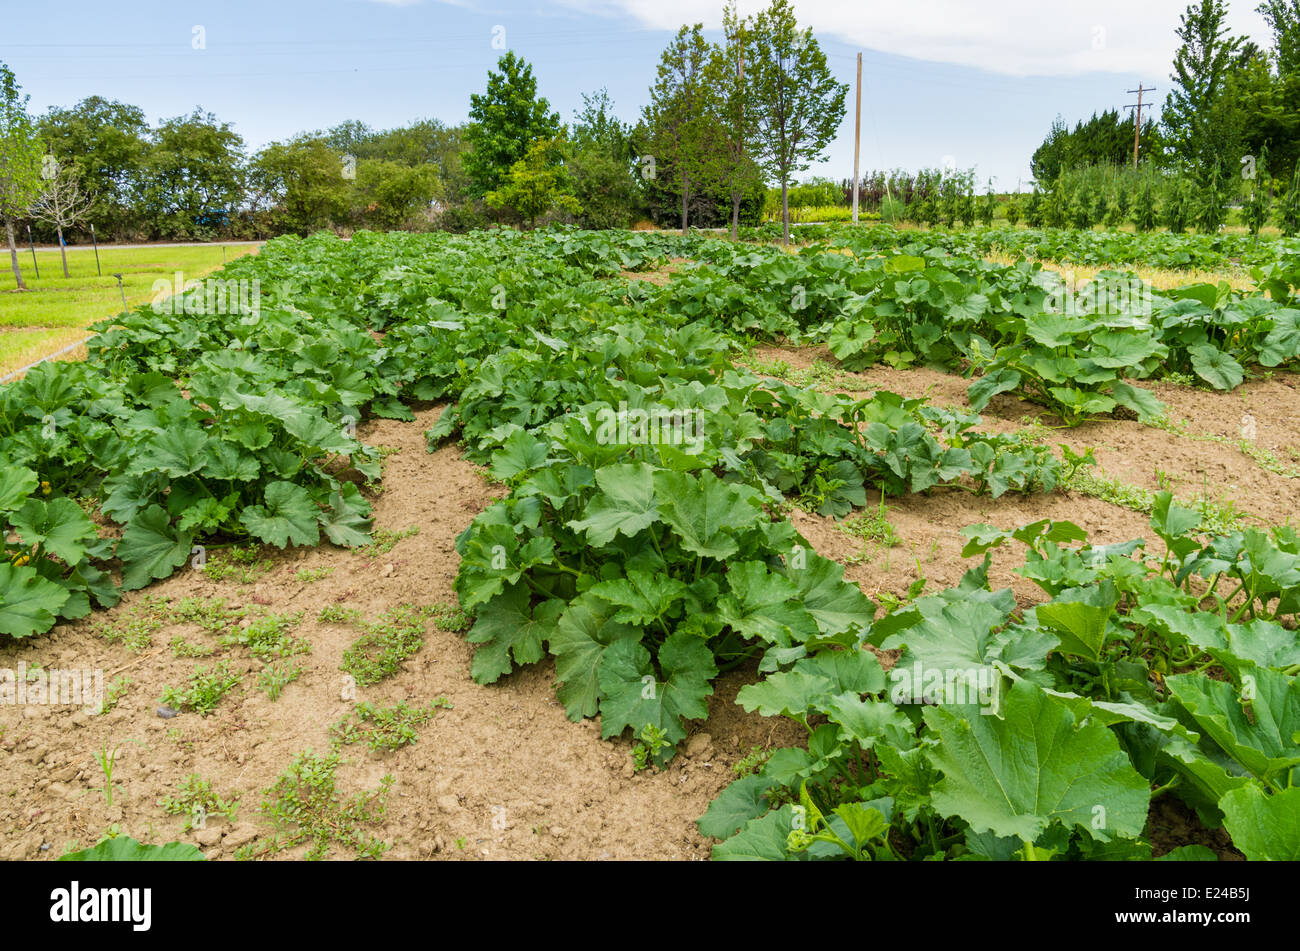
[
  {"left": 631, "top": 723, "right": 670, "bottom": 772},
  {"left": 295, "top": 566, "right": 335, "bottom": 583},
  {"left": 733, "top": 746, "right": 772, "bottom": 778},
  {"left": 169, "top": 636, "right": 214, "bottom": 658},
  {"left": 339, "top": 604, "right": 433, "bottom": 685},
  {"left": 330, "top": 698, "right": 452, "bottom": 752},
  {"left": 840, "top": 496, "right": 900, "bottom": 564},
  {"left": 258, "top": 660, "right": 303, "bottom": 701},
  {"left": 357, "top": 525, "right": 419, "bottom": 558},
  {"left": 202, "top": 545, "right": 274, "bottom": 583},
  {"left": 318, "top": 605, "right": 363, "bottom": 626},
  {"left": 94, "top": 599, "right": 166, "bottom": 652},
  {"left": 159, "top": 660, "right": 242, "bottom": 716},
  {"left": 221, "top": 611, "right": 307, "bottom": 661},
  {"left": 250, "top": 748, "right": 393, "bottom": 860},
  {"left": 97, "top": 676, "right": 130, "bottom": 715},
  {"left": 159, "top": 774, "right": 238, "bottom": 831}
]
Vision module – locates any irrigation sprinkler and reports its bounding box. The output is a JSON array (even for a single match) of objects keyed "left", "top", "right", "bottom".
[
  {"left": 26, "top": 224, "right": 39, "bottom": 279},
  {"left": 91, "top": 223, "right": 102, "bottom": 276},
  {"left": 112, "top": 273, "right": 127, "bottom": 313}
]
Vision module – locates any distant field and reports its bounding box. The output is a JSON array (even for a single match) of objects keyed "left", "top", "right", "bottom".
[{"left": 0, "top": 243, "right": 259, "bottom": 377}]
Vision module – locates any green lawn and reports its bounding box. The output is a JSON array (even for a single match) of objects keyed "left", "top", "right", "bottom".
[{"left": 0, "top": 243, "right": 259, "bottom": 377}]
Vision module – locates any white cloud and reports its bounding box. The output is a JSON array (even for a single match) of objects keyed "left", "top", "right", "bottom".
[{"left": 559, "top": 0, "right": 1271, "bottom": 77}]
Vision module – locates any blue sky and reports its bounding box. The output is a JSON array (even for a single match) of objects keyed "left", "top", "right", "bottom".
[{"left": 2, "top": 0, "right": 1275, "bottom": 190}]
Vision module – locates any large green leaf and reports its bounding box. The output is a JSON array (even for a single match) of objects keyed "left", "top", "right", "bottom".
[
  {"left": 1220, "top": 785, "right": 1300, "bottom": 860},
  {"left": 1166, "top": 668, "right": 1300, "bottom": 784},
  {"left": 466, "top": 583, "right": 564, "bottom": 684},
  {"left": 58, "top": 836, "right": 206, "bottom": 861},
  {"left": 652, "top": 469, "right": 766, "bottom": 560},
  {"left": 0, "top": 562, "right": 72, "bottom": 638},
  {"left": 567, "top": 462, "right": 659, "bottom": 546},
  {"left": 240, "top": 481, "right": 321, "bottom": 548},
  {"left": 597, "top": 632, "right": 716, "bottom": 746},
  {"left": 10, "top": 498, "right": 98, "bottom": 565},
  {"left": 924, "top": 679, "right": 1150, "bottom": 842},
  {"left": 118, "top": 505, "right": 194, "bottom": 591}
]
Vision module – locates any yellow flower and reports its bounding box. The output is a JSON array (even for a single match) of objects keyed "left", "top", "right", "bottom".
[{"left": 40, "top": 481, "right": 51, "bottom": 495}]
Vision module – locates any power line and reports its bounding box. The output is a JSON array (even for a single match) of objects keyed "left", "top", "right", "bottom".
[{"left": 1124, "top": 83, "right": 1156, "bottom": 168}]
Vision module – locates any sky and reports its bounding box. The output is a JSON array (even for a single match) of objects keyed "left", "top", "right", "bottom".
[{"left": 1, "top": 0, "right": 1276, "bottom": 190}]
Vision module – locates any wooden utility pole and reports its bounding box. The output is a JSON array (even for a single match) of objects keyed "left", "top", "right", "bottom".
[
  {"left": 852, "top": 53, "right": 862, "bottom": 224},
  {"left": 1125, "top": 84, "right": 1155, "bottom": 169}
]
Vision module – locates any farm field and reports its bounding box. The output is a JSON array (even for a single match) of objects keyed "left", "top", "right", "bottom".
[
  {"left": 3, "top": 225, "right": 1300, "bottom": 862},
  {"left": 0, "top": 244, "right": 260, "bottom": 378}
]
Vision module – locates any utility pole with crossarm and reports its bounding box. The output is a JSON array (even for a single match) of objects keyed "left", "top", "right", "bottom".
[{"left": 1125, "top": 84, "right": 1155, "bottom": 169}]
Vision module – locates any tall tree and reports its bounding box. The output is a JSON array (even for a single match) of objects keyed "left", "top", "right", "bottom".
[
  {"left": 1259, "top": 0, "right": 1300, "bottom": 75},
  {"left": 0, "top": 62, "right": 42, "bottom": 290},
  {"left": 463, "top": 52, "right": 561, "bottom": 198},
  {"left": 747, "top": 0, "right": 848, "bottom": 244},
  {"left": 570, "top": 89, "right": 642, "bottom": 229},
  {"left": 138, "top": 108, "right": 245, "bottom": 239},
  {"left": 708, "top": 1, "right": 765, "bottom": 239},
  {"left": 641, "top": 25, "right": 723, "bottom": 236},
  {"left": 1162, "top": 0, "right": 1242, "bottom": 174},
  {"left": 37, "top": 97, "right": 150, "bottom": 237}
]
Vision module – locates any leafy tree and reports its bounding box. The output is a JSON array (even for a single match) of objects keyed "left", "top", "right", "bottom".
[
  {"left": 138, "top": 108, "right": 245, "bottom": 239},
  {"left": 1281, "top": 158, "right": 1300, "bottom": 235},
  {"left": 1162, "top": 176, "right": 1194, "bottom": 233},
  {"left": 37, "top": 97, "right": 150, "bottom": 238},
  {"left": 709, "top": 1, "right": 765, "bottom": 239},
  {"left": 463, "top": 53, "right": 561, "bottom": 199},
  {"left": 569, "top": 89, "right": 642, "bottom": 230},
  {"left": 641, "top": 25, "right": 723, "bottom": 236},
  {"left": 0, "top": 62, "right": 42, "bottom": 290},
  {"left": 1243, "top": 144, "right": 1272, "bottom": 238},
  {"left": 249, "top": 137, "right": 351, "bottom": 235},
  {"left": 977, "top": 179, "right": 996, "bottom": 226},
  {"left": 1024, "top": 188, "right": 1045, "bottom": 228},
  {"left": 1163, "top": 0, "right": 1242, "bottom": 174},
  {"left": 485, "top": 137, "right": 580, "bottom": 228},
  {"left": 747, "top": 0, "right": 847, "bottom": 244},
  {"left": 29, "top": 163, "right": 94, "bottom": 277},
  {"left": 1258, "top": 0, "right": 1300, "bottom": 76},
  {"left": 353, "top": 159, "right": 440, "bottom": 230},
  {"left": 1196, "top": 159, "right": 1228, "bottom": 232},
  {"left": 1004, "top": 194, "right": 1022, "bottom": 227},
  {"left": 1133, "top": 177, "right": 1159, "bottom": 232}
]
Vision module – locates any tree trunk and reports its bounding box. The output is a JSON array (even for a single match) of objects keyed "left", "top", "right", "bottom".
[
  {"left": 5, "top": 219, "right": 24, "bottom": 290},
  {"left": 730, "top": 190, "right": 741, "bottom": 241},
  {"left": 781, "top": 177, "right": 790, "bottom": 246},
  {"left": 680, "top": 172, "right": 690, "bottom": 237},
  {"left": 57, "top": 227, "right": 69, "bottom": 278}
]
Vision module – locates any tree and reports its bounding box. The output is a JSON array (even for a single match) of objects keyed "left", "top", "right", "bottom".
[
  {"left": 1133, "top": 177, "right": 1159, "bottom": 232},
  {"left": 570, "top": 90, "right": 642, "bottom": 230},
  {"left": 1281, "top": 158, "right": 1300, "bottom": 235},
  {"left": 1244, "top": 144, "right": 1272, "bottom": 238},
  {"left": 138, "top": 108, "right": 245, "bottom": 239},
  {"left": 0, "top": 62, "right": 42, "bottom": 290},
  {"left": 642, "top": 25, "right": 723, "bottom": 236},
  {"left": 248, "top": 137, "right": 351, "bottom": 235},
  {"left": 353, "top": 159, "right": 440, "bottom": 230},
  {"left": 748, "top": 0, "right": 847, "bottom": 244},
  {"left": 1258, "top": 0, "right": 1300, "bottom": 76},
  {"left": 1196, "top": 159, "right": 1228, "bottom": 232},
  {"left": 484, "top": 137, "right": 580, "bottom": 229},
  {"left": 1163, "top": 0, "right": 1242, "bottom": 174},
  {"left": 463, "top": 53, "right": 561, "bottom": 199},
  {"left": 37, "top": 97, "right": 150, "bottom": 238},
  {"left": 708, "top": 2, "right": 765, "bottom": 239},
  {"left": 29, "top": 163, "right": 94, "bottom": 277}
]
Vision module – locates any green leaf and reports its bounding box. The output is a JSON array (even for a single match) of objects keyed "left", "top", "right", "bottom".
[
  {"left": 0, "top": 562, "right": 71, "bottom": 638},
  {"left": 652, "top": 469, "right": 766, "bottom": 560},
  {"left": 597, "top": 632, "right": 716, "bottom": 747},
  {"left": 1189, "top": 344, "right": 1244, "bottom": 390},
  {"left": 1035, "top": 583, "right": 1120, "bottom": 662},
  {"left": 1166, "top": 667, "right": 1300, "bottom": 784},
  {"left": 698, "top": 774, "right": 776, "bottom": 840},
  {"left": 712, "top": 806, "right": 798, "bottom": 861},
  {"left": 118, "top": 505, "right": 194, "bottom": 591},
  {"left": 490, "top": 429, "right": 549, "bottom": 481},
  {"left": 134, "top": 426, "right": 210, "bottom": 477},
  {"left": 240, "top": 481, "right": 321, "bottom": 548},
  {"left": 588, "top": 570, "right": 689, "bottom": 627},
  {"left": 0, "top": 466, "right": 38, "bottom": 511},
  {"left": 466, "top": 583, "right": 564, "bottom": 684},
  {"left": 549, "top": 593, "right": 641, "bottom": 720},
  {"left": 567, "top": 462, "right": 659, "bottom": 546},
  {"left": 10, "top": 498, "right": 98, "bottom": 564},
  {"left": 58, "top": 836, "right": 206, "bottom": 861},
  {"left": 1219, "top": 785, "right": 1300, "bottom": 860},
  {"left": 924, "top": 679, "right": 1150, "bottom": 842}
]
